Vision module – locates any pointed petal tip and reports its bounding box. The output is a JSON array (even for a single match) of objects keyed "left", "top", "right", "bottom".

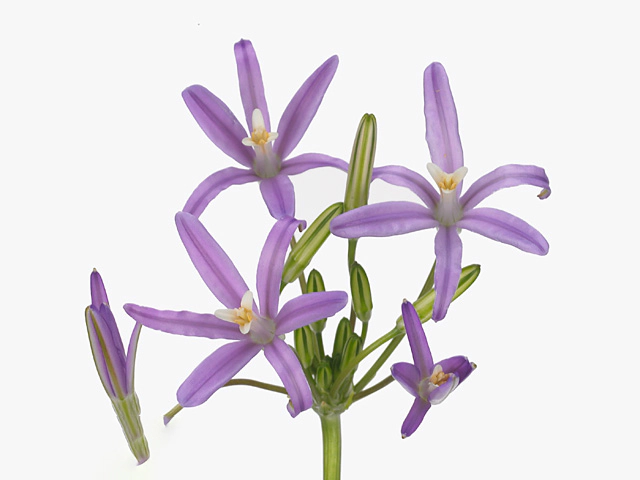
[{"left": 537, "top": 188, "right": 551, "bottom": 199}]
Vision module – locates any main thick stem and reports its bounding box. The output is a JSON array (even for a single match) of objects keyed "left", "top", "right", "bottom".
[{"left": 320, "top": 413, "right": 342, "bottom": 480}]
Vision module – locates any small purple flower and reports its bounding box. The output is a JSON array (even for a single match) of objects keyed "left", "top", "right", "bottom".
[
  {"left": 182, "top": 39, "right": 349, "bottom": 220},
  {"left": 331, "top": 62, "right": 551, "bottom": 321},
  {"left": 125, "top": 213, "right": 348, "bottom": 416},
  {"left": 391, "top": 300, "right": 475, "bottom": 438},
  {"left": 85, "top": 270, "right": 149, "bottom": 464}
]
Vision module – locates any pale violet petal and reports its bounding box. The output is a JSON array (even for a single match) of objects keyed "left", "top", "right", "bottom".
[
  {"left": 274, "top": 291, "right": 348, "bottom": 335},
  {"left": 433, "top": 226, "right": 463, "bottom": 321}
]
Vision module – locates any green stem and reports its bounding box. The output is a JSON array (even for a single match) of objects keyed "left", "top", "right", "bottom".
[
  {"left": 320, "top": 414, "right": 342, "bottom": 480},
  {"left": 223, "top": 378, "right": 288, "bottom": 394},
  {"left": 353, "top": 375, "right": 395, "bottom": 402},
  {"left": 354, "top": 335, "right": 403, "bottom": 393}
]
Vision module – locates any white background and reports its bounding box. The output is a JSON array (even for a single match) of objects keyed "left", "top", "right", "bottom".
[{"left": 2, "top": 1, "right": 638, "bottom": 478}]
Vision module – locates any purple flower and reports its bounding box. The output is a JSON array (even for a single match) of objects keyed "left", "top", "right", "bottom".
[
  {"left": 391, "top": 300, "right": 475, "bottom": 438},
  {"left": 85, "top": 270, "right": 149, "bottom": 464},
  {"left": 182, "top": 39, "right": 348, "bottom": 220},
  {"left": 125, "top": 213, "right": 348, "bottom": 416},
  {"left": 331, "top": 62, "right": 551, "bottom": 321}
]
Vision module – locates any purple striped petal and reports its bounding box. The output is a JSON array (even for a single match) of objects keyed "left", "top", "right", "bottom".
[
  {"left": 182, "top": 85, "right": 254, "bottom": 168},
  {"left": 427, "top": 374, "right": 457, "bottom": 405},
  {"left": 90, "top": 269, "right": 109, "bottom": 308},
  {"left": 123, "top": 304, "right": 245, "bottom": 341},
  {"left": 256, "top": 217, "right": 302, "bottom": 319},
  {"left": 183, "top": 166, "right": 259, "bottom": 218},
  {"left": 274, "top": 55, "right": 339, "bottom": 159},
  {"left": 401, "top": 301, "right": 434, "bottom": 377},
  {"left": 457, "top": 208, "right": 549, "bottom": 255},
  {"left": 331, "top": 201, "right": 437, "bottom": 238},
  {"left": 275, "top": 291, "right": 348, "bottom": 335},
  {"left": 125, "top": 322, "right": 143, "bottom": 395},
  {"left": 177, "top": 340, "right": 261, "bottom": 407},
  {"left": 424, "top": 63, "right": 464, "bottom": 173},
  {"left": 401, "top": 397, "right": 431, "bottom": 438},
  {"left": 390, "top": 362, "right": 421, "bottom": 397},
  {"left": 460, "top": 164, "right": 551, "bottom": 210},
  {"left": 433, "top": 226, "right": 463, "bottom": 321},
  {"left": 234, "top": 39, "right": 271, "bottom": 132},
  {"left": 259, "top": 174, "right": 295, "bottom": 220},
  {"left": 175, "top": 212, "right": 249, "bottom": 308},
  {"left": 85, "top": 307, "right": 117, "bottom": 398},
  {"left": 263, "top": 337, "right": 313, "bottom": 417},
  {"left": 280, "top": 153, "right": 349, "bottom": 175},
  {"left": 438, "top": 355, "right": 475, "bottom": 384},
  {"left": 371, "top": 165, "right": 440, "bottom": 210}
]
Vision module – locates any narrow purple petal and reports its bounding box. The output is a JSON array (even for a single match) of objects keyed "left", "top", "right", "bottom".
[
  {"left": 460, "top": 164, "right": 551, "bottom": 211},
  {"left": 123, "top": 304, "right": 245, "bottom": 341},
  {"left": 259, "top": 174, "right": 295, "bottom": 220},
  {"left": 256, "top": 217, "right": 302, "bottom": 319},
  {"left": 280, "top": 153, "right": 349, "bottom": 175},
  {"left": 182, "top": 85, "right": 254, "bottom": 167},
  {"left": 433, "top": 226, "right": 463, "bottom": 321},
  {"left": 427, "top": 374, "right": 457, "bottom": 405},
  {"left": 263, "top": 337, "right": 313, "bottom": 417},
  {"left": 90, "top": 269, "right": 109, "bottom": 308},
  {"left": 390, "top": 362, "right": 421, "bottom": 397},
  {"left": 371, "top": 165, "right": 440, "bottom": 210},
  {"left": 175, "top": 212, "right": 249, "bottom": 308},
  {"left": 401, "top": 397, "right": 431, "bottom": 438},
  {"left": 401, "top": 301, "right": 434, "bottom": 377},
  {"left": 177, "top": 340, "right": 261, "bottom": 407},
  {"left": 424, "top": 62, "right": 464, "bottom": 173},
  {"left": 183, "top": 166, "right": 259, "bottom": 218},
  {"left": 274, "top": 55, "right": 339, "bottom": 159},
  {"left": 274, "top": 291, "right": 348, "bottom": 335},
  {"left": 234, "top": 39, "right": 270, "bottom": 132},
  {"left": 330, "top": 201, "right": 437, "bottom": 238},
  {"left": 438, "top": 355, "right": 475, "bottom": 384},
  {"left": 87, "top": 305, "right": 128, "bottom": 397},
  {"left": 125, "top": 322, "right": 143, "bottom": 395},
  {"left": 85, "top": 307, "right": 116, "bottom": 397},
  {"left": 457, "top": 208, "right": 549, "bottom": 255}
]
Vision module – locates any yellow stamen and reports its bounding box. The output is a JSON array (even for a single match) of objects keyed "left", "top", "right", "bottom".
[{"left": 429, "top": 370, "right": 450, "bottom": 386}]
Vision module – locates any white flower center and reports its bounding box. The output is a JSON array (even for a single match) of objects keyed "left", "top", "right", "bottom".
[
  {"left": 242, "top": 109, "right": 281, "bottom": 178},
  {"left": 215, "top": 290, "right": 258, "bottom": 334},
  {"left": 426, "top": 163, "right": 467, "bottom": 226},
  {"left": 418, "top": 364, "right": 454, "bottom": 401}
]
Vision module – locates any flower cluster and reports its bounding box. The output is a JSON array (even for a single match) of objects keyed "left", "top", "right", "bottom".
[{"left": 84, "top": 39, "right": 550, "bottom": 475}]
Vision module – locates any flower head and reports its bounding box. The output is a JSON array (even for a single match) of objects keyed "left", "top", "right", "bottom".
[
  {"left": 85, "top": 269, "right": 149, "bottom": 464},
  {"left": 331, "top": 62, "right": 551, "bottom": 321},
  {"left": 181, "top": 39, "right": 349, "bottom": 220},
  {"left": 125, "top": 213, "right": 348, "bottom": 416},
  {"left": 391, "top": 300, "right": 475, "bottom": 438}
]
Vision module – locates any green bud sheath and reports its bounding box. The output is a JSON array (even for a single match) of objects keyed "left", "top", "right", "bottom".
[
  {"left": 308, "top": 269, "right": 328, "bottom": 333},
  {"left": 349, "top": 262, "right": 373, "bottom": 323},
  {"left": 340, "top": 334, "right": 363, "bottom": 371},
  {"left": 282, "top": 203, "right": 344, "bottom": 285},
  {"left": 332, "top": 317, "right": 352, "bottom": 366},
  {"left": 294, "top": 326, "right": 317, "bottom": 369},
  {"left": 316, "top": 361, "right": 333, "bottom": 393},
  {"left": 344, "top": 114, "right": 377, "bottom": 212}
]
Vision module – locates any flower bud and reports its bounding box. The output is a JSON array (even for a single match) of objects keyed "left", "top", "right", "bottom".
[
  {"left": 349, "top": 262, "right": 373, "bottom": 323},
  {"left": 307, "top": 269, "right": 328, "bottom": 333},
  {"left": 316, "top": 360, "right": 333, "bottom": 393},
  {"left": 294, "top": 325, "right": 317, "bottom": 369},
  {"left": 344, "top": 114, "right": 377, "bottom": 211},
  {"left": 331, "top": 317, "right": 351, "bottom": 365}
]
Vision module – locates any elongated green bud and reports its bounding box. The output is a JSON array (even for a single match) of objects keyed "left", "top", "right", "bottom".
[
  {"left": 307, "top": 270, "right": 328, "bottom": 333},
  {"left": 349, "top": 262, "right": 373, "bottom": 322},
  {"left": 294, "top": 326, "right": 317, "bottom": 369},
  {"left": 316, "top": 361, "right": 333, "bottom": 393},
  {"left": 344, "top": 114, "right": 377, "bottom": 211},
  {"left": 332, "top": 317, "right": 351, "bottom": 363},
  {"left": 111, "top": 393, "right": 149, "bottom": 464},
  {"left": 341, "top": 334, "right": 362, "bottom": 370},
  {"left": 282, "top": 203, "right": 344, "bottom": 285},
  {"left": 396, "top": 264, "right": 481, "bottom": 328}
]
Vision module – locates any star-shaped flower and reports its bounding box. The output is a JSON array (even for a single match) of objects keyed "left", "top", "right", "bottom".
[
  {"left": 182, "top": 39, "right": 348, "bottom": 220},
  {"left": 331, "top": 62, "right": 551, "bottom": 321}
]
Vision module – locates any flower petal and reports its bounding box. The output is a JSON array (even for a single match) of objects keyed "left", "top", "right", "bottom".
[
  {"left": 401, "top": 300, "right": 434, "bottom": 377},
  {"left": 438, "top": 355, "right": 475, "bottom": 384},
  {"left": 177, "top": 340, "right": 261, "bottom": 407},
  {"left": 90, "top": 269, "right": 109, "bottom": 308},
  {"left": 280, "top": 153, "right": 349, "bottom": 175},
  {"left": 371, "top": 165, "right": 440, "bottom": 210},
  {"left": 423, "top": 62, "right": 464, "bottom": 173},
  {"left": 460, "top": 164, "right": 551, "bottom": 210},
  {"left": 390, "top": 362, "right": 421, "bottom": 397},
  {"left": 125, "top": 322, "right": 143, "bottom": 395},
  {"left": 263, "top": 337, "right": 313, "bottom": 417},
  {"left": 234, "top": 39, "right": 271, "bottom": 132},
  {"left": 182, "top": 85, "right": 254, "bottom": 168},
  {"left": 427, "top": 374, "right": 458, "bottom": 405},
  {"left": 85, "top": 307, "right": 116, "bottom": 397},
  {"left": 257, "top": 217, "right": 303, "bottom": 319},
  {"left": 175, "top": 211, "right": 249, "bottom": 308},
  {"left": 457, "top": 207, "right": 549, "bottom": 255},
  {"left": 259, "top": 174, "right": 296, "bottom": 219},
  {"left": 401, "top": 397, "right": 431, "bottom": 438},
  {"left": 123, "top": 304, "right": 245, "bottom": 340},
  {"left": 433, "top": 226, "right": 463, "bottom": 321},
  {"left": 275, "top": 291, "right": 348, "bottom": 335},
  {"left": 274, "top": 55, "right": 339, "bottom": 159},
  {"left": 183, "top": 166, "right": 259, "bottom": 218},
  {"left": 330, "top": 201, "right": 437, "bottom": 238}
]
